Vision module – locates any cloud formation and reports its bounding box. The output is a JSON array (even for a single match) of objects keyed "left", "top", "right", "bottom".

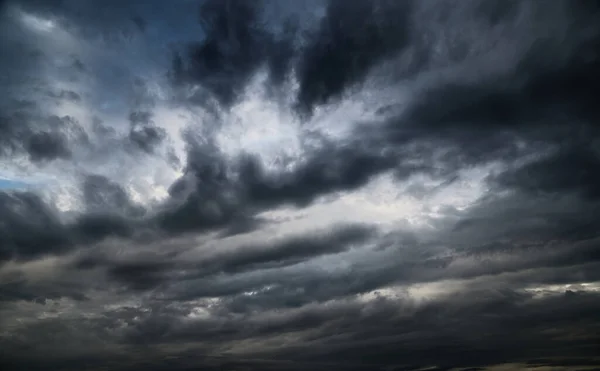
[{"left": 1, "top": 0, "right": 600, "bottom": 370}]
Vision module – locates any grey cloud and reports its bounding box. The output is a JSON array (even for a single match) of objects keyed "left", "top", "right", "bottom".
[
  {"left": 295, "top": 0, "right": 412, "bottom": 113},
  {"left": 82, "top": 174, "right": 145, "bottom": 217},
  {"left": 0, "top": 190, "right": 140, "bottom": 262},
  {"left": 163, "top": 0, "right": 600, "bottom": 214},
  {"left": 48, "top": 89, "right": 82, "bottom": 102},
  {"left": 2, "top": 0, "right": 600, "bottom": 370},
  {"left": 201, "top": 224, "right": 375, "bottom": 275},
  {"left": 0, "top": 109, "right": 79, "bottom": 162},
  {"left": 132, "top": 189, "right": 600, "bottom": 310},
  {"left": 492, "top": 146, "right": 600, "bottom": 200},
  {"left": 75, "top": 223, "right": 375, "bottom": 293},
  {"left": 127, "top": 111, "right": 167, "bottom": 154},
  {"left": 4, "top": 286, "right": 597, "bottom": 370},
  {"left": 0, "top": 191, "right": 70, "bottom": 261},
  {"left": 71, "top": 57, "right": 85, "bottom": 72},
  {"left": 26, "top": 130, "right": 71, "bottom": 162},
  {"left": 0, "top": 274, "right": 88, "bottom": 303},
  {"left": 170, "top": 0, "right": 297, "bottom": 107},
  {"left": 128, "top": 124, "right": 166, "bottom": 153},
  {"left": 9, "top": 0, "right": 149, "bottom": 40},
  {"left": 15, "top": 172, "right": 598, "bottom": 330},
  {"left": 239, "top": 144, "right": 399, "bottom": 207}
]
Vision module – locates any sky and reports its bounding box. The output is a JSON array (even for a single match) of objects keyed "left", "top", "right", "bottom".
[{"left": 1, "top": 0, "right": 600, "bottom": 370}]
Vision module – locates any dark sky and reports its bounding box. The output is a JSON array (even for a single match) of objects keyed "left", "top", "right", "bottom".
[{"left": 1, "top": 0, "right": 600, "bottom": 370}]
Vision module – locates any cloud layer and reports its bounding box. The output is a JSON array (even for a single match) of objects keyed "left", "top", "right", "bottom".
[{"left": 1, "top": 0, "right": 600, "bottom": 370}]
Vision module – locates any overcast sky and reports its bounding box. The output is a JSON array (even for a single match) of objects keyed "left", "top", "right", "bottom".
[{"left": 1, "top": 1, "right": 600, "bottom": 370}]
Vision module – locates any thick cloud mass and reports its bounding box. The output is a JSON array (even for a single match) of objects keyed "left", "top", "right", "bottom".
[{"left": 1, "top": 0, "right": 600, "bottom": 370}]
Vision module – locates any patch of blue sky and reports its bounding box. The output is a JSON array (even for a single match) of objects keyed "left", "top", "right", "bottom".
[{"left": 0, "top": 178, "right": 31, "bottom": 190}]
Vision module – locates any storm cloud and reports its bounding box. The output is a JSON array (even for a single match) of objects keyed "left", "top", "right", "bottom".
[{"left": 1, "top": 0, "right": 600, "bottom": 370}]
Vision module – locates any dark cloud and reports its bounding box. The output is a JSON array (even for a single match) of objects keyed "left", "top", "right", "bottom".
[
  {"left": 2, "top": 0, "right": 600, "bottom": 370},
  {"left": 75, "top": 223, "right": 375, "bottom": 293},
  {"left": 0, "top": 274, "right": 88, "bottom": 303},
  {"left": 164, "top": 0, "right": 600, "bottom": 213},
  {"left": 83, "top": 175, "right": 133, "bottom": 213},
  {"left": 131, "top": 15, "right": 146, "bottom": 33},
  {"left": 207, "top": 224, "right": 375, "bottom": 275},
  {"left": 156, "top": 175, "right": 241, "bottom": 235},
  {"left": 0, "top": 189, "right": 140, "bottom": 262},
  {"left": 239, "top": 144, "right": 399, "bottom": 207},
  {"left": 493, "top": 146, "right": 600, "bottom": 200},
  {"left": 218, "top": 216, "right": 266, "bottom": 237},
  {"left": 4, "top": 286, "right": 597, "bottom": 370},
  {"left": 526, "top": 358, "right": 600, "bottom": 368},
  {"left": 72, "top": 183, "right": 600, "bottom": 317},
  {"left": 48, "top": 89, "right": 82, "bottom": 102},
  {"left": 56, "top": 188, "right": 600, "bottom": 317},
  {"left": 0, "top": 191, "right": 69, "bottom": 261},
  {"left": 400, "top": 37, "right": 600, "bottom": 136},
  {"left": 127, "top": 111, "right": 167, "bottom": 153},
  {"left": 296, "top": 0, "right": 412, "bottom": 113},
  {"left": 106, "top": 260, "right": 173, "bottom": 291},
  {"left": 0, "top": 104, "right": 85, "bottom": 162},
  {"left": 26, "top": 130, "right": 71, "bottom": 162},
  {"left": 156, "top": 137, "right": 432, "bottom": 236},
  {"left": 171, "top": 0, "right": 414, "bottom": 112},
  {"left": 170, "top": 0, "right": 296, "bottom": 106},
  {"left": 264, "top": 290, "right": 600, "bottom": 369},
  {"left": 71, "top": 57, "right": 86, "bottom": 72},
  {"left": 475, "top": 0, "right": 520, "bottom": 25}
]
